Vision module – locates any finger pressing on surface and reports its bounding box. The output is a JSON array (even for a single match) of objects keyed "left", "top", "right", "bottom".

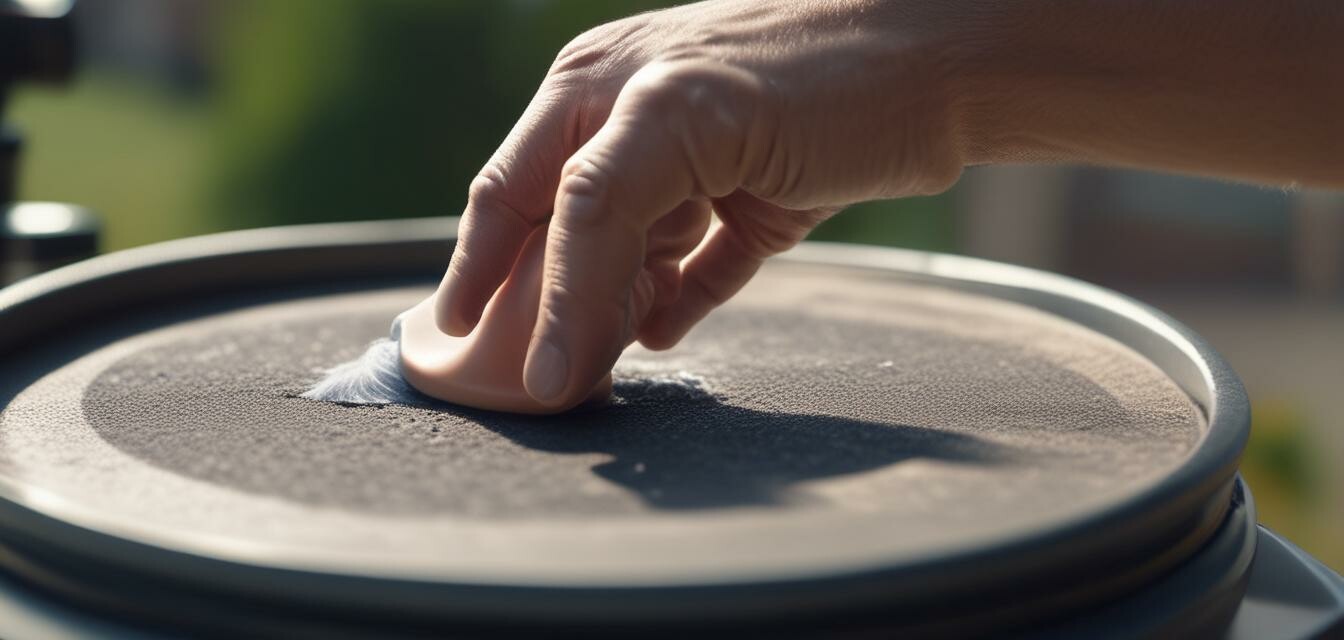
[
  {"left": 645, "top": 199, "right": 714, "bottom": 308},
  {"left": 435, "top": 83, "right": 576, "bottom": 336},
  {"left": 523, "top": 61, "right": 765, "bottom": 407},
  {"left": 637, "top": 218, "right": 764, "bottom": 351},
  {"left": 639, "top": 194, "right": 829, "bottom": 350}
]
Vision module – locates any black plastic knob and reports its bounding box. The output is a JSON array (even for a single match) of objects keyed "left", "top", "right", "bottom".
[
  {"left": 1, "top": 201, "right": 99, "bottom": 284},
  {"left": 1, "top": 0, "right": 77, "bottom": 87},
  {"left": 0, "top": 126, "right": 17, "bottom": 203}
]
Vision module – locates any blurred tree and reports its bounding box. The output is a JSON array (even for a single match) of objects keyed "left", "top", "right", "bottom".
[
  {"left": 208, "top": 0, "right": 676, "bottom": 229},
  {"left": 206, "top": 0, "right": 956, "bottom": 251},
  {"left": 1241, "top": 399, "right": 1340, "bottom": 568},
  {"left": 9, "top": 75, "right": 213, "bottom": 249},
  {"left": 809, "top": 195, "right": 956, "bottom": 252}
]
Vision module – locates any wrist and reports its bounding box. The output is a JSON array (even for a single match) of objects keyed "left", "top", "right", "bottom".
[
  {"left": 851, "top": 0, "right": 1061, "bottom": 168},
  {"left": 933, "top": 2, "right": 1065, "bottom": 166}
]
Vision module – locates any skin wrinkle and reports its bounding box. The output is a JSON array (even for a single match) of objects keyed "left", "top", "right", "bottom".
[
  {"left": 719, "top": 198, "right": 812, "bottom": 260},
  {"left": 425, "top": 0, "right": 1340, "bottom": 412},
  {"left": 552, "top": 172, "right": 651, "bottom": 307},
  {"left": 467, "top": 171, "right": 534, "bottom": 235},
  {"left": 441, "top": 1, "right": 971, "bottom": 408},
  {"left": 667, "top": 75, "right": 748, "bottom": 199},
  {"left": 738, "top": 73, "right": 781, "bottom": 194},
  {"left": 514, "top": 92, "right": 574, "bottom": 195}
]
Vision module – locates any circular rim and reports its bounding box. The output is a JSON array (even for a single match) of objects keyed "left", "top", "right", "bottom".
[{"left": 0, "top": 217, "right": 1251, "bottom": 631}]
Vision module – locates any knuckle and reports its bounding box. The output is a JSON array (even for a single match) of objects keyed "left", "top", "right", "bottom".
[
  {"left": 560, "top": 154, "right": 609, "bottom": 185},
  {"left": 467, "top": 167, "right": 535, "bottom": 229},
  {"left": 620, "top": 61, "right": 768, "bottom": 197},
  {"left": 546, "top": 277, "right": 588, "bottom": 309},
  {"left": 626, "top": 60, "right": 771, "bottom": 196},
  {"left": 552, "top": 30, "right": 606, "bottom": 74},
  {"left": 695, "top": 276, "right": 735, "bottom": 308},
  {"left": 551, "top": 18, "right": 641, "bottom": 75},
  {"left": 630, "top": 60, "right": 763, "bottom": 122},
  {"left": 729, "top": 218, "right": 810, "bottom": 260},
  {"left": 556, "top": 157, "right": 613, "bottom": 227},
  {"left": 467, "top": 167, "right": 508, "bottom": 207},
  {"left": 542, "top": 273, "right": 630, "bottom": 347}
]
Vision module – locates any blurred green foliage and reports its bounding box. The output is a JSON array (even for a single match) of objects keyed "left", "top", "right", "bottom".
[
  {"left": 209, "top": 0, "right": 677, "bottom": 229},
  {"left": 207, "top": 0, "right": 956, "bottom": 243},
  {"left": 205, "top": 0, "right": 954, "bottom": 238},
  {"left": 1246, "top": 403, "right": 1317, "bottom": 500},
  {"left": 810, "top": 196, "right": 956, "bottom": 251},
  {"left": 1242, "top": 399, "right": 1341, "bottom": 569},
  {"left": 10, "top": 75, "right": 215, "bottom": 249},
  {"left": 13, "top": 0, "right": 955, "bottom": 251}
]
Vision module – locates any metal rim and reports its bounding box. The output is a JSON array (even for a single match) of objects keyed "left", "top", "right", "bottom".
[{"left": 0, "top": 217, "right": 1251, "bottom": 630}]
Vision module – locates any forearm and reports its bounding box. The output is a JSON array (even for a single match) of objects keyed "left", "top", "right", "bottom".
[
  {"left": 942, "top": 0, "right": 1344, "bottom": 187},
  {"left": 437, "top": 0, "right": 1341, "bottom": 404}
]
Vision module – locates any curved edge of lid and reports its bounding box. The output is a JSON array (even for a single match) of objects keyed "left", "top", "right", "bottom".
[{"left": 0, "top": 217, "right": 1251, "bottom": 629}]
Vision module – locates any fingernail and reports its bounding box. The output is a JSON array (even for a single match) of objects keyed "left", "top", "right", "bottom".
[{"left": 524, "top": 337, "right": 568, "bottom": 403}]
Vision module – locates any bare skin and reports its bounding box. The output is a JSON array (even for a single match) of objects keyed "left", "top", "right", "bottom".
[
  {"left": 429, "top": 0, "right": 1344, "bottom": 412},
  {"left": 402, "top": 226, "right": 615, "bottom": 413}
]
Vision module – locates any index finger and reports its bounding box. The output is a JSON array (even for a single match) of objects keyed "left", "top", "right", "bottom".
[
  {"left": 434, "top": 81, "right": 577, "bottom": 336},
  {"left": 522, "top": 61, "right": 768, "bottom": 407}
]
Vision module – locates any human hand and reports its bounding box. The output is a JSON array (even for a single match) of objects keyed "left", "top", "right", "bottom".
[{"left": 434, "top": 0, "right": 968, "bottom": 410}]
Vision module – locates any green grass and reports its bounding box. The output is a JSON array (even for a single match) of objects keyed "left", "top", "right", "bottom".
[
  {"left": 810, "top": 194, "right": 958, "bottom": 252},
  {"left": 1242, "top": 399, "right": 1343, "bottom": 570},
  {"left": 8, "top": 73, "right": 218, "bottom": 250}
]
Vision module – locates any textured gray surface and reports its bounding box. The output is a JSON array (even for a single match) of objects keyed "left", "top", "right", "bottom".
[
  {"left": 83, "top": 310, "right": 1020, "bottom": 516},
  {"left": 0, "top": 263, "right": 1206, "bottom": 580}
]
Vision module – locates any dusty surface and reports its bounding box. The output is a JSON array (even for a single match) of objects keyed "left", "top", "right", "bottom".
[{"left": 0, "top": 263, "right": 1204, "bottom": 582}]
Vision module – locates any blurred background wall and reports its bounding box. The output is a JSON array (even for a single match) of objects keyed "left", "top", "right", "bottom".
[{"left": 8, "top": 0, "right": 1341, "bottom": 569}]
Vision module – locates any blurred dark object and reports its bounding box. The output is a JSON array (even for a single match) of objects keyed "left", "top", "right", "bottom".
[
  {"left": 0, "top": 125, "right": 17, "bottom": 201},
  {"left": 0, "top": 0, "right": 77, "bottom": 94},
  {"left": 1, "top": 0, "right": 99, "bottom": 284},
  {"left": 1, "top": 201, "right": 99, "bottom": 282},
  {"left": 2, "top": 0, "right": 79, "bottom": 202}
]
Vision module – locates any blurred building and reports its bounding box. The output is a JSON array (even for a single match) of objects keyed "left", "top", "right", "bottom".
[
  {"left": 959, "top": 167, "right": 1343, "bottom": 296},
  {"left": 958, "top": 167, "right": 1344, "bottom": 567}
]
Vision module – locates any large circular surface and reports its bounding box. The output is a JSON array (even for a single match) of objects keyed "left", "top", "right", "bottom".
[{"left": 0, "top": 260, "right": 1205, "bottom": 585}]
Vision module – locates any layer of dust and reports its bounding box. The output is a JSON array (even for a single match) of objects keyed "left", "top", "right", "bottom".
[
  {"left": 0, "top": 263, "right": 1206, "bottom": 581},
  {"left": 299, "top": 316, "right": 717, "bottom": 407}
]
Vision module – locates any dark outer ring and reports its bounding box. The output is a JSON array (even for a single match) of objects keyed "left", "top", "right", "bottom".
[{"left": 0, "top": 217, "right": 1251, "bottom": 632}]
